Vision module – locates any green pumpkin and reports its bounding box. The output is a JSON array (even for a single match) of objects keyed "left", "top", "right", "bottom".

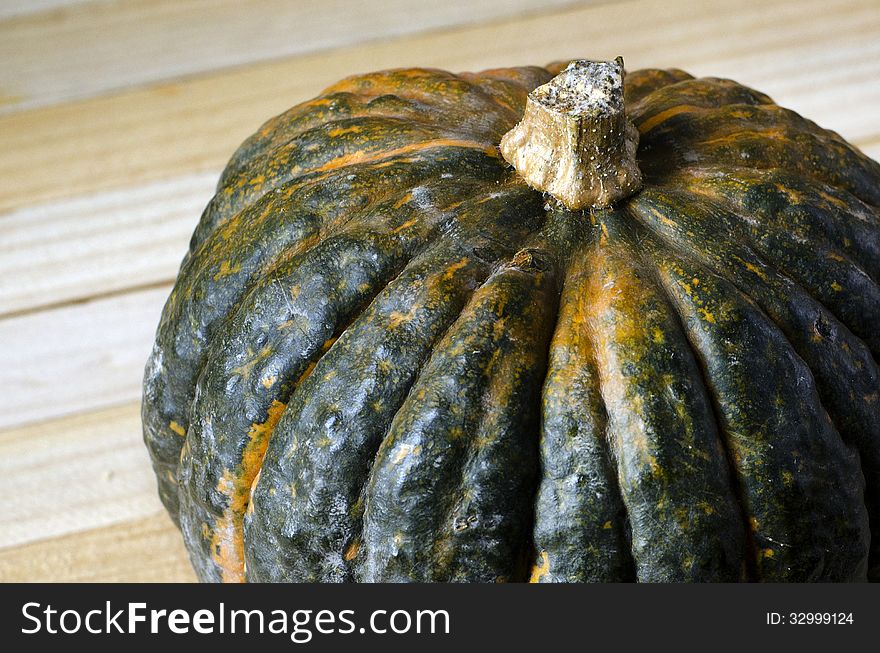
[{"left": 143, "top": 58, "right": 880, "bottom": 583}]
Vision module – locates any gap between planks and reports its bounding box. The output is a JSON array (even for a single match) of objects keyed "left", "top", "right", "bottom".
[{"left": 0, "top": 285, "right": 169, "bottom": 431}]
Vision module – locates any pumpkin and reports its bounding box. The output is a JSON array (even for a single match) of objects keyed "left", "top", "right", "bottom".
[{"left": 143, "top": 57, "right": 880, "bottom": 583}]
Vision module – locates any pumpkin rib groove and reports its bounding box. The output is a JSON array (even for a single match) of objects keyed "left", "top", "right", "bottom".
[
  {"left": 215, "top": 66, "right": 550, "bottom": 227},
  {"left": 222, "top": 90, "right": 504, "bottom": 186},
  {"left": 180, "top": 240, "right": 416, "bottom": 582},
  {"left": 639, "top": 121, "right": 880, "bottom": 207},
  {"left": 631, "top": 85, "right": 775, "bottom": 135},
  {"left": 433, "top": 268, "right": 556, "bottom": 583},
  {"left": 627, "top": 197, "right": 880, "bottom": 578},
  {"left": 662, "top": 167, "right": 880, "bottom": 284},
  {"left": 193, "top": 142, "right": 504, "bottom": 251},
  {"left": 246, "top": 191, "right": 531, "bottom": 582},
  {"left": 267, "top": 249, "right": 490, "bottom": 583},
  {"left": 222, "top": 110, "right": 502, "bottom": 196},
  {"left": 347, "top": 207, "right": 552, "bottom": 583},
  {"left": 221, "top": 92, "right": 455, "bottom": 187},
  {"left": 628, "top": 187, "right": 880, "bottom": 365},
  {"left": 339, "top": 270, "right": 488, "bottom": 584},
  {"left": 180, "top": 179, "right": 510, "bottom": 582},
  {"left": 637, "top": 234, "right": 761, "bottom": 581},
  {"left": 213, "top": 116, "right": 498, "bottom": 214},
  {"left": 620, "top": 68, "right": 695, "bottom": 106},
  {"left": 318, "top": 67, "right": 540, "bottom": 119},
  {"left": 212, "top": 67, "right": 547, "bottom": 223}
]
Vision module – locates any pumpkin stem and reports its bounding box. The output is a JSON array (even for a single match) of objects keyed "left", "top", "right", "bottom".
[{"left": 500, "top": 58, "right": 642, "bottom": 210}]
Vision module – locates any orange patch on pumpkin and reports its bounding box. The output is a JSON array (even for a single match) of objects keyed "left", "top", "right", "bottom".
[
  {"left": 529, "top": 551, "right": 550, "bottom": 583},
  {"left": 210, "top": 399, "right": 287, "bottom": 582}
]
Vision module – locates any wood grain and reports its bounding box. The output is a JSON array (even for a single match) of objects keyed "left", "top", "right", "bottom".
[
  {"left": 0, "top": 512, "right": 195, "bottom": 582},
  {"left": 0, "top": 172, "right": 213, "bottom": 315},
  {"left": 0, "top": 0, "right": 584, "bottom": 114},
  {"left": 0, "top": 402, "right": 162, "bottom": 548}
]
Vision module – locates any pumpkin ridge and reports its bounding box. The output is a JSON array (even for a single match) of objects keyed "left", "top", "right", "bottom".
[
  {"left": 222, "top": 109, "right": 509, "bottom": 194},
  {"left": 626, "top": 199, "right": 880, "bottom": 578},
  {"left": 627, "top": 187, "right": 872, "bottom": 358},
  {"left": 240, "top": 182, "right": 543, "bottom": 582},
  {"left": 651, "top": 185, "right": 880, "bottom": 354},
  {"left": 179, "top": 245, "right": 406, "bottom": 582},
  {"left": 659, "top": 167, "right": 880, "bottom": 283},
  {"left": 216, "top": 117, "right": 497, "bottom": 202},
  {"left": 640, "top": 191, "right": 880, "bottom": 573},
  {"left": 583, "top": 216, "right": 746, "bottom": 581},
  {"left": 425, "top": 245, "right": 562, "bottom": 583},
  {"left": 356, "top": 287, "right": 486, "bottom": 583},
  {"left": 621, "top": 68, "right": 695, "bottom": 106},
  {"left": 532, "top": 222, "right": 637, "bottom": 582},
  {"left": 206, "top": 67, "right": 542, "bottom": 246},
  {"left": 644, "top": 234, "right": 870, "bottom": 580},
  {"left": 363, "top": 254, "right": 501, "bottom": 567},
  {"left": 223, "top": 69, "right": 541, "bottom": 184},
  {"left": 180, "top": 180, "right": 507, "bottom": 582},
  {"left": 245, "top": 247, "right": 511, "bottom": 582},
  {"left": 639, "top": 239, "right": 760, "bottom": 580},
  {"left": 221, "top": 92, "right": 469, "bottom": 185},
  {"left": 356, "top": 246, "right": 558, "bottom": 582},
  {"left": 344, "top": 189, "right": 552, "bottom": 583},
  {"left": 630, "top": 78, "right": 774, "bottom": 130},
  {"left": 318, "top": 67, "right": 541, "bottom": 118},
  {"left": 195, "top": 140, "right": 504, "bottom": 248},
  {"left": 639, "top": 116, "right": 880, "bottom": 206}
]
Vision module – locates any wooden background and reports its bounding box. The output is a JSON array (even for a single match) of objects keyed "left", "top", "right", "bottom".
[{"left": 1, "top": 0, "right": 878, "bottom": 582}]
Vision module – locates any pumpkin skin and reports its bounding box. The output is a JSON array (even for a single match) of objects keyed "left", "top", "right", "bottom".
[{"left": 142, "top": 62, "right": 880, "bottom": 583}]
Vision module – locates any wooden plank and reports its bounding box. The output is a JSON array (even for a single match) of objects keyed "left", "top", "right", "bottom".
[
  {"left": 0, "top": 512, "right": 196, "bottom": 582},
  {"left": 0, "top": 402, "right": 163, "bottom": 548},
  {"left": 0, "top": 171, "right": 214, "bottom": 315},
  {"left": 0, "top": 0, "right": 584, "bottom": 114},
  {"left": 1, "top": 0, "right": 878, "bottom": 217},
  {"left": 0, "top": 286, "right": 168, "bottom": 430}
]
